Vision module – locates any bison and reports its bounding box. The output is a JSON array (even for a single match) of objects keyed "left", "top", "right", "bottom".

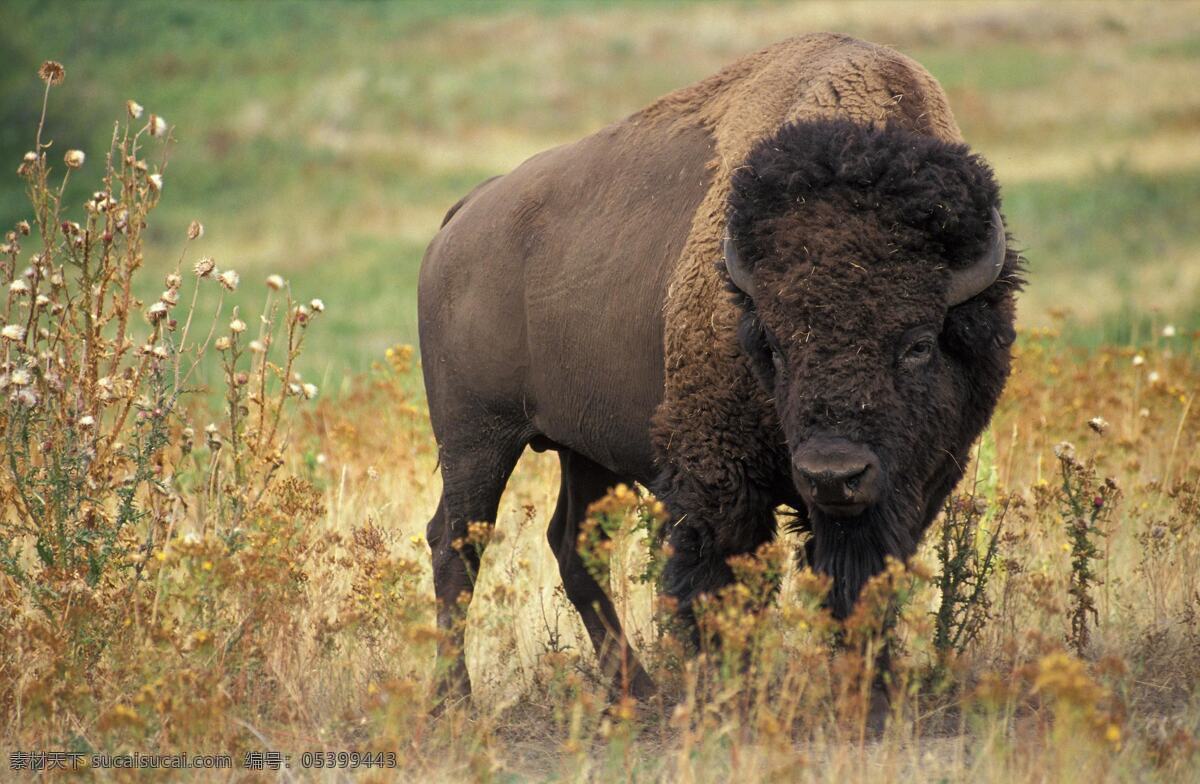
[{"left": 418, "top": 33, "right": 1021, "bottom": 699}]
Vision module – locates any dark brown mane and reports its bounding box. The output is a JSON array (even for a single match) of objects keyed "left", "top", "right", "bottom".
[{"left": 727, "top": 119, "right": 1002, "bottom": 277}]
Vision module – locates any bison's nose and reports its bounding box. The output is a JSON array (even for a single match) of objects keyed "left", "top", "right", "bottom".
[{"left": 792, "top": 438, "right": 882, "bottom": 517}]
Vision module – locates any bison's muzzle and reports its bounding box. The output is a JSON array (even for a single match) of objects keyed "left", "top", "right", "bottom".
[{"left": 792, "top": 438, "right": 883, "bottom": 517}]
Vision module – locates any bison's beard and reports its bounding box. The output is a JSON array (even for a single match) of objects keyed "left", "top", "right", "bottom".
[{"left": 807, "top": 501, "right": 918, "bottom": 620}]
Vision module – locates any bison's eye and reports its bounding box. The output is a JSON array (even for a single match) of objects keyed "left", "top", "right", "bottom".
[{"left": 899, "top": 333, "right": 936, "bottom": 368}]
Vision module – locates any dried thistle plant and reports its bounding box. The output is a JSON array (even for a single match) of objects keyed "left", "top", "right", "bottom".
[
  {"left": 0, "top": 61, "right": 328, "bottom": 746},
  {"left": 1052, "top": 442, "right": 1122, "bottom": 656},
  {"left": 933, "top": 492, "right": 1010, "bottom": 662}
]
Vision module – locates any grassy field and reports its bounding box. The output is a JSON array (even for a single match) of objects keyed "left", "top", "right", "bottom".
[{"left": 2, "top": 1, "right": 1200, "bottom": 781}]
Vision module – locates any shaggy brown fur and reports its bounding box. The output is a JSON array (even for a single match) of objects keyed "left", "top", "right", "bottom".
[
  {"left": 645, "top": 34, "right": 1013, "bottom": 630},
  {"left": 418, "top": 32, "right": 1020, "bottom": 697},
  {"left": 661, "top": 118, "right": 1020, "bottom": 626}
]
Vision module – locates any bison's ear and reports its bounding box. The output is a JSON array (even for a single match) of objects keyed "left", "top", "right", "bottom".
[{"left": 943, "top": 297, "right": 1015, "bottom": 358}]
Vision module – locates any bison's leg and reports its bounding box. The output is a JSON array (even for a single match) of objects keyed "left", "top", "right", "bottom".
[
  {"left": 548, "top": 450, "right": 655, "bottom": 699},
  {"left": 427, "top": 434, "right": 524, "bottom": 702},
  {"left": 660, "top": 490, "right": 779, "bottom": 652}
]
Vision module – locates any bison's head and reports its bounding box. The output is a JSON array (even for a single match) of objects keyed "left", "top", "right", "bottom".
[{"left": 724, "top": 119, "right": 1021, "bottom": 618}]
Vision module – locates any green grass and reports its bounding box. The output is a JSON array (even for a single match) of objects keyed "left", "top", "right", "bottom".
[
  {"left": 1134, "top": 32, "right": 1200, "bottom": 60},
  {"left": 1005, "top": 164, "right": 1200, "bottom": 324},
  {"left": 3, "top": 0, "right": 1200, "bottom": 386},
  {"left": 913, "top": 44, "right": 1072, "bottom": 92}
]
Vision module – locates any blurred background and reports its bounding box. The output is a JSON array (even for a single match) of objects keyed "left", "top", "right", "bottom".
[{"left": 2, "top": 0, "right": 1199, "bottom": 390}]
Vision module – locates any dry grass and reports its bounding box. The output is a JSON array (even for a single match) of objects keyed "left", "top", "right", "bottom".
[{"left": 294, "top": 322, "right": 1200, "bottom": 783}]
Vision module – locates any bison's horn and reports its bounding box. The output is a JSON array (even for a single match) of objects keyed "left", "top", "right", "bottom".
[
  {"left": 724, "top": 231, "right": 757, "bottom": 299},
  {"left": 947, "top": 207, "right": 1007, "bottom": 306}
]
